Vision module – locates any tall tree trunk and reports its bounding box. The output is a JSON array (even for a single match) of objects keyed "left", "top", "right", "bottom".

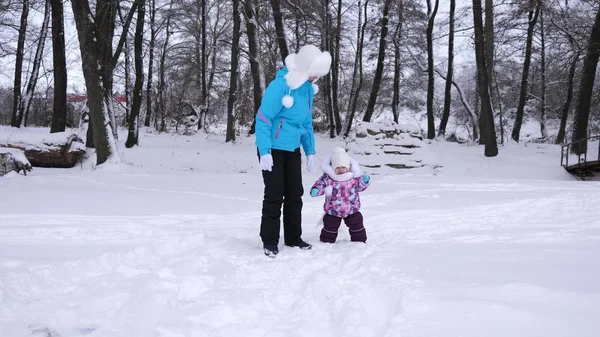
[
  {"left": 226, "top": 0, "right": 240, "bottom": 142},
  {"left": 126, "top": 0, "right": 145, "bottom": 148},
  {"left": 331, "top": 0, "right": 342, "bottom": 135},
  {"left": 11, "top": 0, "right": 29, "bottom": 127},
  {"left": 71, "top": 0, "right": 120, "bottom": 165},
  {"left": 20, "top": 0, "right": 49, "bottom": 127},
  {"left": 119, "top": 5, "right": 132, "bottom": 127},
  {"left": 484, "top": 0, "right": 494, "bottom": 101},
  {"left": 123, "top": 37, "right": 131, "bottom": 126},
  {"left": 344, "top": 0, "right": 367, "bottom": 136},
  {"left": 362, "top": 0, "right": 391, "bottom": 122},
  {"left": 438, "top": 0, "right": 455, "bottom": 138},
  {"left": 570, "top": 6, "right": 600, "bottom": 155},
  {"left": 244, "top": 0, "right": 263, "bottom": 135},
  {"left": 157, "top": 2, "right": 173, "bottom": 133},
  {"left": 324, "top": 0, "right": 335, "bottom": 138},
  {"left": 391, "top": 1, "right": 403, "bottom": 124},
  {"left": 539, "top": 8, "right": 547, "bottom": 139},
  {"left": 197, "top": 0, "right": 208, "bottom": 130},
  {"left": 511, "top": 0, "right": 540, "bottom": 142},
  {"left": 50, "top": 0, "right": 67, "bottom": 133},
  {"left": 145, "top": 0, "right": 156, "bottom": 127},
  {"left": 270, "top": 0, "right": 288, "bottom": 62},
  {"left": 425, "top": 0, "right": 440, "bottom": 138},
  {"left": 556, "top": 52, "right": 579, "bottom": 144},
  {"left": 472, "top": 0, "right": 498, "bottom": 157}
]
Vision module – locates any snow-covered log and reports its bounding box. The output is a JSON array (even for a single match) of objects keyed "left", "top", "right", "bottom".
[
  {"left": 0, "top": 147, "right": 32, "bottom": 176},
  {"left": 0, "top": 133, "right": 86, "bottom": 168}
]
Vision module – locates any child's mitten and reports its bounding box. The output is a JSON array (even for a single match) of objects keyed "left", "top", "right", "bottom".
[
  {"left": 362, "top": 173, "right": 370, "bottom": 184},
  {"left": 324, "top": 186, "right": 333, "bottom": 196},
  {"left": 310, "top": 188, "right": 319, "bottom": 197}
]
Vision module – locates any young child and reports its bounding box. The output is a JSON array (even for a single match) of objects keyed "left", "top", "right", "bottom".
[{"left": 310, "top": 147, "right": 370, "bottom": 243}]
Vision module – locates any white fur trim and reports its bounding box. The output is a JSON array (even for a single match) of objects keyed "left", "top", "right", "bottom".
[
  {"left": 284, "top": 70, "right": 309, "bottom": 90},
  {"left": 307, "top": 52, "right": 332, "bottom": 77},
  {"left": 285, "top": 54, "right": 299, "bottom": 71},
  {"left": 282, "top": 95, "right": 294, "bottom": 108},
  {"left": 312, "top": 83, "right": 319, "bottom": 95},
  {"left": 350, "top": 157, "right": 362, "bottom": 177},
  {"left": 321, "top": 155, "right": 357, "bottom": 182}
]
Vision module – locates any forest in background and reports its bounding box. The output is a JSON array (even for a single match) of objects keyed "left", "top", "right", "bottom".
[{"left": 0, "top": 0, "right": 599, "bottom": 164}]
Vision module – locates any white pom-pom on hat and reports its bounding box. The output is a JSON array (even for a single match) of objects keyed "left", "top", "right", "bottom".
[
  {"left": 282, "top": 95, "right": 294, "bottom": 108},
  {"left": 312, "top": 83, "right": 319, "bottom": 95}
]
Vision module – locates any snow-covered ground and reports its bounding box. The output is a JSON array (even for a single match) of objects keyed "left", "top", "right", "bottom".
[{"left": 1, "top": 127, "right": 599, "bottom": 337}]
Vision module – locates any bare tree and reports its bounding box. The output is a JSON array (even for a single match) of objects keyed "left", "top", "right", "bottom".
[
  {"left": 570, "top": 5, "right": 600, "bottom": 154},
  {"left": 71, "top": 0, "right": 129, "bottom": 164},
  {"left": 344, "top": 0, "right": 367, "bottom": 136},
  {"left": 362, "top": 0, "right": 392, "bottom": 122},
  {"left": 391, "top": 0, "right": 403, "bottom": 124},
  {"left": 539, "top": 6, "right": 547, "bottom": 139},
  {"left": 270, "top": 0, "right": 288, "bottom": 62},
  {"left": 126, "top": 0, "right": 145, "bottom": 148},
  {"left": 226, "top": 0, "right": 241, "bottom": 142},
  {"left": 473, "top": 0, "right": 498, "bottom": 156},
  {"left": 331, "top": 0, "right": 342, "bottom": 135},
  {"left": 10, "top": 0, "right": 29, "bottom": 127},
  {"left": 145, "top": 0, "right": 156, "bottom": 128},
  {"left": 425, "top": 0, "right": 439, "bottom": 139},
  {"left": 20, "top": 0, "right": 49, "bottom": 127},
  {"left": 243, "top": 0, "right": 263, "bottom": 135},
  {"left": 50, "top": 0, "right": 67, "bottom": 133},
  {"left": 511, "top": 0, "right": 541, "bottom": 142},
  {"left": 438, "top": 0, "right": 455, "bottom": 137}
]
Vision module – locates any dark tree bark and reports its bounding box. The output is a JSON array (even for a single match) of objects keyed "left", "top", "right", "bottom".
[
  {"left": 145, "top": 0, "right": 156, "bottom": 127},
  {"left": 197, "top": 0, "right": 208, "bottom": 130},
  {"left": 539, "top": 8, "right": 547, "bottom": 139},
  {"left": 126, "top": 0, "right": 145, "bottom": 148},
  {"left": 511, "top": 0, "right": 540, "bottom": 142},
  {"left": 118, "top": 5, "right": 132, "bottom": 127},
  {"left": 362, "top": 0, "right": 392, "bottom": 122},
  {"left": 391, "top": 0, "right": 403, "bottom": 124},
  {"left": 556, "top": 52, "right": 579, "bottom": 144},
  {"left": 438, "top": 0, "right": 455, "bottom": 137},
  {"left": 570, "top": 6, "right": 600, "bottom": 155},
  {"left": 11, "top": 0, "right": 29, "bottom": 127},
  {"left": 344, "top": 0, "right": 367, "bottom": 136},
  {"left": 323, "top": 0, "right": 335, "bottom": 138},
  {"left": 71, "top": 0, "right": 122, "bottom": 165},
  {"left": 20, "top": 0, "right": 50, "bottom": 127},
  {"left": 425, "top": 0, "right": 439, "bottom": 139},
  {"left": 484, "top": 0, "right": 494, "bottom": 99},
  {"left": 226, "top": 0, "right": 241, "bottom": 142},
  {"left": 50, "top": 0, "right": 67, "bottom": 133},
  {"left": 472, "top": 0, "right": 498, "bottom": 156},
  {"left": 157, "top": 1, "right": 174, "bottom": 132},
  {"left": 331, "top": 0, "right": 342, "bottom": 135},
  {"left": 244, "top": 0, "right": 263, "bottom": 135},
  {"left": 270, "top": 0, "right": 289, "bottom": 62}
]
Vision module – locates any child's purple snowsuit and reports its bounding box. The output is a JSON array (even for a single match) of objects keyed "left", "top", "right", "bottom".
[{"left": 310, "top": 158, "right": 370, "bottom": 243}]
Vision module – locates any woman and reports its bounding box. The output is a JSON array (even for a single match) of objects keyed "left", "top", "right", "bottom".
[{"left": 255, "top": 44, "right": 332, "bottom": 257}]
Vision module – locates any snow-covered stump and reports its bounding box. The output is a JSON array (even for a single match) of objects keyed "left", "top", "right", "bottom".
[
  {"left": 0, "top": 133, "right": 86, "bottom": 168},
  {"left": 346, "top": 121, "right": 427, "bottom": 173},
  {"left": 0, "top": 147, "right": 32, "bottom": 176}
]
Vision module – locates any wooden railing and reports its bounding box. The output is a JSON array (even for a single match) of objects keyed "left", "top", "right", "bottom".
[{"left": 561, "top": 135, "right": 600, "bottom": 168}]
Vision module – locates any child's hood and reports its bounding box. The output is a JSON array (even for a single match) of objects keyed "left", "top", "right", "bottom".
[{"left": 321, "top": 154, "right": 362, "bottom": 182}]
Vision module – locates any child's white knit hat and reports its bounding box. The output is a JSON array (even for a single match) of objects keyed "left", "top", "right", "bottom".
[{"left": 331, "top": 147, "right": 350, "bottom": 169}]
